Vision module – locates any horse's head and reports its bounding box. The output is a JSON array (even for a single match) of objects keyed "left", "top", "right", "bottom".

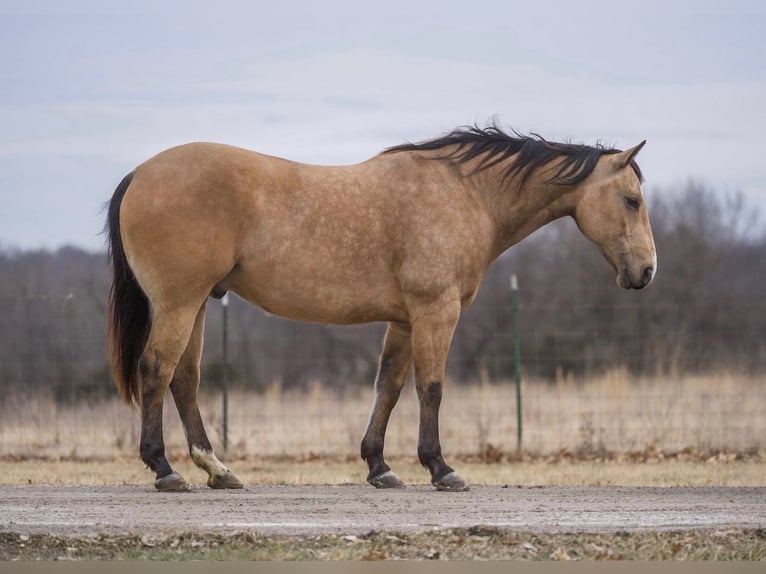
[{"left": 573, "top": 141, "right": 656, "bottom": 289}]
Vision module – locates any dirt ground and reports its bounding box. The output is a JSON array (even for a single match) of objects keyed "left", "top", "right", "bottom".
[
  {"left": 2, "top": 484, "right": 764, "bottom": 537},
  {"left": 2, "top": 457, "right": 764, "bottom": 559}
]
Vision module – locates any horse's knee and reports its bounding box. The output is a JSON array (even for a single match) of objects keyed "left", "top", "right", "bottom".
[{"left": 417, "top": 380, "right": 443, "bottom": 406}]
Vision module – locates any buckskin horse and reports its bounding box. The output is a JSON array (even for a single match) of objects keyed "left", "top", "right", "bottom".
[{"left": 105, "top": 124, "right": 655, "bottom": 492}]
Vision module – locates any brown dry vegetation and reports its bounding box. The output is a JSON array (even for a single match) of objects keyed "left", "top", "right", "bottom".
[
  {"left": 1, "top": 372, "right": 762, "bottom": 463},
  {"left": 1, "top": 372, "right": 763, "bottom": 488},
  {"left": 2, "top": 457, "right": 764, "bottom": 488}
]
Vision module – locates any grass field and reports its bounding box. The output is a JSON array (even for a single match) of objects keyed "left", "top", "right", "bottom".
[
  {"left": 1, "top": 372, "right": 763, "bottom": 462},
  {"left": 1, "top": 371, "right": 763, "bottom": 489},
  {"left": 1, "top": 456, "right": 764, "bottom": 488}
]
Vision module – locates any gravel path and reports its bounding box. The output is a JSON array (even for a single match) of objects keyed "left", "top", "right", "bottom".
[{"left": 1, "top": 485, "right": 763, "bottom": 536}]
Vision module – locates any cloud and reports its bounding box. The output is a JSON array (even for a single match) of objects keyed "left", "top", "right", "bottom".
[{"left": 4, "top": 48, "right": 765, "bottom": 166}]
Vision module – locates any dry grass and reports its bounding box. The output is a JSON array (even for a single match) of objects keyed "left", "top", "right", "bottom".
[
  {"left": 1, "top": 457, "right": 764, "bottom": 487},
  {"left": 1, "top": 371, "right": 762, "bottom": 463},
  {"left": 1, "top": 371, "right": 764, "bottom": 487}
]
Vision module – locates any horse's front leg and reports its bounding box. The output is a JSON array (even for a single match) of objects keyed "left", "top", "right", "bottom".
[
  {"left": 361, "top": 321, "right": 412, "bottom": 488},
  {"left": 410, "top": 298, "right": 468, "bottom": 491}
]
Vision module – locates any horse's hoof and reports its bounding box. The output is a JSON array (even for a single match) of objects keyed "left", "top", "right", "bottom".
[
  {"left": 208, "top": 470, "right": 244, "bottom": 489},
  {"left": 433, "top": 471, "right": 469, "bottom": 492},
  {"left": 154, "top": 472, "right": 191, "bottom": 492},
  {"left": 368, "top": 470, "right": 406, "bottom": 489}
]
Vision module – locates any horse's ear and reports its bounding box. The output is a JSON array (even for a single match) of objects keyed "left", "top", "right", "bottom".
[{"left": 617, "top": 140, "right": 646, "bottom": 168}]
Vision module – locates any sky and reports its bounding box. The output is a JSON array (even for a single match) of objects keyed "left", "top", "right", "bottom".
[{"left": 1, "top": 0, "right": 765, "bottom": 251}]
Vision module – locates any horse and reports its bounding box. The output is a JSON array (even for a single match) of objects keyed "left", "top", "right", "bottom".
[{"left": 105, "top": 124, "right": 656, "bottom": 492}]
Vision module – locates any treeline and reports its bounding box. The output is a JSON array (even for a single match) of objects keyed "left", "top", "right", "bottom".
[{"left": 0, "top": 182, "right": 764, "bottom": 401}]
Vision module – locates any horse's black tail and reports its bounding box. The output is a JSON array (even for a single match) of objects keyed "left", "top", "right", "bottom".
[{"left": 105, "top": 172, "right": 150, "bottom": 407}]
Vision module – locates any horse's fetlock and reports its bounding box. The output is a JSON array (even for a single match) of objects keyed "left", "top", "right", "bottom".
[
  {"left": 361, "top": 438, "right": 384, "bottom": 462},
  {"left": 140, "top": 442, "right": 164, "bottom": 467},
  {"left": 190, "top": 445, "right": 231, "bottom": 479},
  {"left": 417, "top": 443, "right": 442, "bottom": 466}
]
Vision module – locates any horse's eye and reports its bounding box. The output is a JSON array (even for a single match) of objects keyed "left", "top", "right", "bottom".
[{"left": 624, "top": 196, "right": 641, "bottom": 211}]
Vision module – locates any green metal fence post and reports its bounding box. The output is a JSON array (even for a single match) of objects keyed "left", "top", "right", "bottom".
[
  {"left": 221, "top": 292, "right": 230, "bottom": 452},
  {"left": 511, "top": 273, "right": 522, "bottom": 451}
]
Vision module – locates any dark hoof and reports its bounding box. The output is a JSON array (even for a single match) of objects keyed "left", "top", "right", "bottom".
[
  {"left": 433, "top": 471, "right": 469, "bottom": 492},
  {"left": 368, "top": 470, "right": 406, "bottom": 489},
  {"left": 207, "top": 470, "right": 244, "bottom": 489},
  {"left": 154, "top": 472, "right": 190, "bottom": 492}
]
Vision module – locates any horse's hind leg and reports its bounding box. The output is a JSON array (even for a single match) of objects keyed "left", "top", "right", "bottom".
[
  {"left": 361, "top": 322, "right": 412, "bottom": 488},
  {"left": 170, "top": 301, "right": 243, "bottom": 489},
  {"left": 139, "top": 304, "right": 200, "bottom": 492}
]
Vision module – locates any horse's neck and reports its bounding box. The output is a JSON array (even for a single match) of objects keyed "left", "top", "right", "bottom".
[{"left": 481, "top": 168, "right": 582, "bottom": 259}]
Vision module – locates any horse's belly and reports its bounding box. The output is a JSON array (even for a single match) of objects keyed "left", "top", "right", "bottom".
[{"left": 226, "top": 263, "right": 407, "bottom": 325}]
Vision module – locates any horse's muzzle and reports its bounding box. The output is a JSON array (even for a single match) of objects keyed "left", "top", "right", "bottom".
[{"left": 618, "top": 265, "right": 654, "bottom": 289}]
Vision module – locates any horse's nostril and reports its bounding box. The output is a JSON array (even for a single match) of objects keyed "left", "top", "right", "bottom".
[{"left": 641, "top": 266, "right": 654, "bottom": 285}]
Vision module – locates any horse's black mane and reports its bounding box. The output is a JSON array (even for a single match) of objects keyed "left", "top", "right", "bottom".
[{"left": 384, "top": 124, "right": 643, "bottom": 186}]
